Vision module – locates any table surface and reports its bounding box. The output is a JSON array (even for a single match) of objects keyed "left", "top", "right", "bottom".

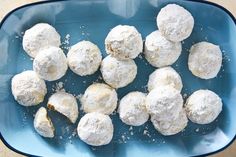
[{"left": 0, "top": 0, "right": 236, "bottom": 157}]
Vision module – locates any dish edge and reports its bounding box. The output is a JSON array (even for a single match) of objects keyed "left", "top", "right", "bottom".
[{"left": 0, "top": 0, "right": 235, "bottom": 157}]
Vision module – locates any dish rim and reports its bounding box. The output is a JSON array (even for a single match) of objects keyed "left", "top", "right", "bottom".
[{"left": 0, "top": 0, "right": 235, "bottom": 157}]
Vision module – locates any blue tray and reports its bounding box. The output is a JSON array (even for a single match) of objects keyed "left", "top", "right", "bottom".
[{"left": 0, "top": 0, "right": 236, "bottom": 157}]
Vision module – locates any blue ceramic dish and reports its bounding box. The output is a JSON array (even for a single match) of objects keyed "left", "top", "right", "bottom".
[{"left": 0, "top": 0, "right": 236, "bottom": 157}]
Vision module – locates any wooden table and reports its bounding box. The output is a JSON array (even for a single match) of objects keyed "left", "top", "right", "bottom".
[{"left": 0, "top": 0, "right": 235, "bottom": 157}]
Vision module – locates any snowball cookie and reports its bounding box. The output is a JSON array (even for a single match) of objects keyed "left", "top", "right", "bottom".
[
  {"left": 77, "top": 112, "right": 114, "bottom": 146},
  {"left": 148, "top": 66, "right": 183, "bottom": 92},
  {"left": 188, "top": 42, "right": 222, "bottom": 79},
  {"left": 34, "top": 107, "right": 54, "bottom": 138},
  {"left": 146, "top": 86, "right": 183, "bottom": 121},
  {"left": 105, "top": 25, "right": 143, "bottom": 60},
  {"left": 157, "top": 4, "right": 194, "bottom": 42},
  {"left": 100, "top": 55, "right": 137, "bottom": 88},
  {"left": 151, "top": 109, "right": 188, "bottom": 136},
  {"left": 81, "top": 83, "right": 118, "bottom": 115},
  {"left": 185, "top": 90, "right": 222, "bottom": 124},
  {"left": 48, "top": 91, "right": 79, "bottom": 123},
  {"left": 118, "top": 91, "right": 149, "bottom": 126},
  {"left": 33, "top": 47, "right": 68, "bottom": 81},
  {"left": 67, "top": 41, "right": 102, "bottom": 76},
  {"left": 23, "top": 23, "right": 61, "bottom": 58},
  {"left": 144, "top": 30, "right": 182, "bottom": 68},
  {"left": 11, "top": 70, "right": 47, "bottom": 106}
]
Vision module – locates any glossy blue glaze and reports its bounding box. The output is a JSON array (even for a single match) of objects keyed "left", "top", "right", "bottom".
[{"left": 0, "top": 0, "right": 236, "bottom": 157}]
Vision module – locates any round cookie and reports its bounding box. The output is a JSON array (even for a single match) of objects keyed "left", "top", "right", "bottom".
[
  {"left": 144, "top": 30, "right": 182, "bottom": 67},
  {"left": 148, "top": 66, "right": 183, "bottom": 92},
  {"left": 118, "top": 91, "right": 149, "bottom": 126},
  {"left": 81, "top": 83, "right": 118, "bottom": 115},
  {"left": 157, "top": 4, "right": 194, "bottom": 42},
  {"left": 11, "top": 70, "right": 47, "bottom": 106},
  {"left": 151, "top": 109, "right": 188, "bottom": 136},
  {"left": 188, "top": 42, "right": 222, "bottom": 79},
  {"left": 146, "top": 86, "right": 183, "bottom": 121},
  {"left": 100, "top": 55, "right": 137, "bottom": 88},
  {"left": 33, "top": 47, "right": 68, "bottom": 81},
  {"left": 77, "top": 112, "right": 113, "bottom": 146},
  {"left": 185, "top": 89, "right": 222, "bottom": 124},
  {"left": 23, "top": 23, "right": 61, "bottom": 58},
  {"left": 67, "top": 41, "right": 102, "bottom": 76},
  {"left": 48, "top": 92, "right": 79, "bottom": 123},
  {"left": 105, "top": 25, "right": 143, "bottom": 60},
  {"left": 34, "top": 107, "right": 54, "bottom": 138}
]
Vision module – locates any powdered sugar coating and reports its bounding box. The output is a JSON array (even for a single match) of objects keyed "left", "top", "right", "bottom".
[
  {"left": 118, "top": 91, "right": 149, "bottom": 126},
  {"left": 11, "top": 70, "right": 47, "bottom": 106},
  {"left": 34, "top": 107, "right": 54, "bottom": 138},
  {"left": 105, "top": 25, "right": 143, "bottom": 60},
  {"left": 148, "top": 66, "right": 183, "bottom": 92},
  {"left": 100, "top": 55, "right": 137, "bottom": 88},
  {"left": 157, "top": 4, "right": 194, "bottom": 42},
  {"left": 144, "top": 30, "right": 182, "bottom": 67},
  {"left": 146, "top": 86, "right": 183, "bottom": 121},
  {"left": 23, "top": 23, "right": 61, "bottom": 58},
  {"left": 67, "top": 41, "right": 102, "bottom": 76},
  {"left": 151, "top": 109, "right": 188, "bottom": 136},
  {"left": 48, "top": 91, "right": 79, "bottom": 123},
  {"left": 188, "top": 42, "right": 222, "bottom": 79},
  {"left": 185, "top": 90, "right": 222, "bottom": 124},
  {"left": 33, "top": 47, "right": 68, "bottom": 81},
  {"left": 81, "top": 83, "right": 118, "bottom": 115},
  {"left": 77, "top": 112, "right": 113, "bottom": 146}
]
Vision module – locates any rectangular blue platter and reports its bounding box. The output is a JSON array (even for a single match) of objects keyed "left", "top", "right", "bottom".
[{"left": 0, "top": 0, "right": 236, "bottom": 157}]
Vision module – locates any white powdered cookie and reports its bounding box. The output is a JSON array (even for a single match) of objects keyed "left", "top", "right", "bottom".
[
  {"left": 100, "top": 55, "right": 137, "bottom": 88},
  {"left": 148, "top": 66, "right": 182, "bottom": 92},
  {"left": 151, "top": 109, "right": 188, "bottom": 136},
  {"left": 185, "top": 89, "right": 222, "bottom": 124},
  {"left": 11, "top": 70, "right": 47, "bottom": 106},
  {"left": 157, "top": 4, "right": 194, "bottom": 42},
  {"left": 33, "top": 47, "right": 68, "bottom": 81},
  {"left": 67, "top": 41, "right": 102, "bottom": 76},
  {"left": 118, "top": 91, "right": 149, "bottom": 126},
  {"left": 188, "top": 42, "right": 222, "bottom": 79},
  {"left": 34, "top": 107, "right": 54, "bottom": 138},
  {"left": 105, "top": 25, "right": 143, "bottom": 60},
  {"left": 144, "top": 30, "right": 182, "bottom": 67},
  {"left": 146, "top": 86, "right": 183, "bottom": 121},
  {"left": 81, "top": 83, "right": 118, "bottom": 115},
  {"left": 77, "top": 112, "right": 113, "bottom": 146},
  {"left": 48, "top": 91, "right": 79, "bottom": 123},
  {"left": 23, "top": 23, "right": 61, "bottom": 58}
]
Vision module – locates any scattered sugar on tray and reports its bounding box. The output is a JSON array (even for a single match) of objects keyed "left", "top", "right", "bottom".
[
  {"left": 93, "top": 75, "right": 103, "bottom": 83},
  {"left": 52, "top": 81, "right": 65, "bottom": 92},
  {"left": 222, "top": 51, "right": 231, "bottom": 62},
  {"left": 91, "top": 147, "right": 96, "bottom": 151},
  {"left": 143, "top": 129, "right": 151, "bottom": 138},
  {"left": 75, "top": 94, "right": 83, "bottom": 100},
  {"left": 138, "top": 54, "right": 143, "bottom": 59},
  {"left": 121, "top": 135, "right": 127, "bottom": 143},
  {"left": 183, "top": 93, "right": 188, "bottom": 99},
  {"left": 61, "top": 34, "right": 71, "bottom": 51},
  {"left": 111, "top": 110, "right": 117, "bottom": 116}
]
